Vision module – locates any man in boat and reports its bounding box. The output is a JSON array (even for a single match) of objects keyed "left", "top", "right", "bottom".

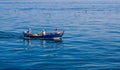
[
  {"left": 55, "top": 28, "right": 58, "bottom": 33},
  {"left": 26, "top": 28, "right": 32, "bottom": 34},
  {"left": 55, "top": 28, "right": 61, "bottom": 34},
  {"left": 42, "top": 29, "right": 46, "bottom": 36}
]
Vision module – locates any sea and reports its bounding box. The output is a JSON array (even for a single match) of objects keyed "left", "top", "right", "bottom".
[{"left": 0, "top": 1, "right": 120, "bottom": 70}]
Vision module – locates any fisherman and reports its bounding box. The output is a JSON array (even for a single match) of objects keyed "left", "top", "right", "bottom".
[
  {"left": 42, "top": 29, "right": 46, "bottom": 36},
  {"left": 27, "top": 28, "right": 31, "bottom": 34},
  {"left": 55, "top": 28, "right": 61, "bottom": 34},
  {"left": 55, "top": 28, "right": 58, "bottom": 33}
]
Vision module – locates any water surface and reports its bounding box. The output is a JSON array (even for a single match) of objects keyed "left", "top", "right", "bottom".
[{"left": 0, "top": 2, "right": 120, "bottom": 70}]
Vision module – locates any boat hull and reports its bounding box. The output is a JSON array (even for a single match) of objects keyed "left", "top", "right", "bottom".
[{"left": 23, "top": 31, "right": 64, "bottom": 40}]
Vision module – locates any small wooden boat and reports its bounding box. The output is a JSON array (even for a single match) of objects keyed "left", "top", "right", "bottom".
[{"left": 23, "top": 28, "right": 64, "bottom": 40}]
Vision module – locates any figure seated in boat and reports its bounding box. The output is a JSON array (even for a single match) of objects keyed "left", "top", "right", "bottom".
[
  {"left": 24, "top": 28, "right": 32, "bottom": 35},
  {"left": 37, "top": 29, "right": 46, "bottom": 36},
  {"left": 55, "top": 28, "right": 62, "bottom": 34}
]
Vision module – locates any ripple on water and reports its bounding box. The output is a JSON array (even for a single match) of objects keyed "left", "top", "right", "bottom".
[{"left": 0, "top": 2, "right": 120, "bottom": 70}]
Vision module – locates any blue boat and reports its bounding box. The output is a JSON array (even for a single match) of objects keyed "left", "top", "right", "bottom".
[{"left": 23, "top": 28, "right": 64, "bottom": 40}]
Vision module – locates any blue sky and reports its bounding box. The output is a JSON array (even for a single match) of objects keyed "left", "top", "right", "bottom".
[{"left": 0, "top": 0, "right": 120, "bottom": 3}]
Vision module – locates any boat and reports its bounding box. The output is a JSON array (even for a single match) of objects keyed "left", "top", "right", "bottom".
[{"left": 23, "top": 28, "right": 64, "bottom": 40}]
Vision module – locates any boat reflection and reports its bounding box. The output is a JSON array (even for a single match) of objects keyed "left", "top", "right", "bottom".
[{"left": 23, "top": 39, "right": 63, "bottom": 48}]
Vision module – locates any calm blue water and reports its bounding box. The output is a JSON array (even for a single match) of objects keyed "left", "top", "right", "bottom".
[{"left": 0, "top": 1, "right": 120, "bottom": 70}]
